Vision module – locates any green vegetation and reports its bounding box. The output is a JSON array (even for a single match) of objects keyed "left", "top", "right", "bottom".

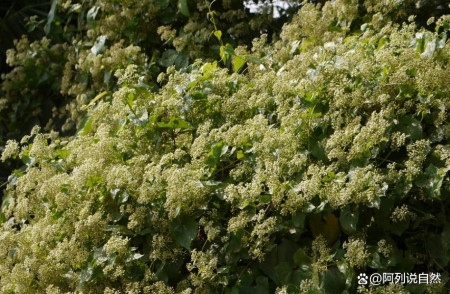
[{"left": 0, "top": 0, "right": 449, "bottom": 293}]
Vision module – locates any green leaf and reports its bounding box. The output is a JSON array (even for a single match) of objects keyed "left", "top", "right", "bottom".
[
  {"left": 406, "top": 68, "right": 417, "bottom": 77},
  {"left": 260, "top": 194, "right": 272, "bottom": 204},
  {"left": 437, "top": 32, "right": 447, "bottom": 48},
  {"left": 174, "top": 51, "right": 190, "bottom": 69},
  {"left": 236, "top": 150, "right": 245, "bottom": 160},
  {"left": 160, "top": 49, "right": 178, "bottom": 67},
  {"left": 202, "top": 61, "right": 217, "bottom": 76},
  {"left": 293, "top": 248, "right": 312, "bottom": 266},
  {"left": 320, "top": 267, "right": 346, "bottom": 294},
  {"left": 421, "top": 38, "right": 436, "bottom": 58},
  {"left": 87, "top": 6, "right": 100, "bottom": 28},
  {"left": 137, "top": 228, "right": 152, "bottom": 236},
  {"left": 126, "top": 252, "right": 144, "bottom": 262},
  {"left": 214, "top": 30, "right": 222, "bottom": 42},
  {"left": 339, "top": 205, "right": 359, "bottom": 234},
  {"left": 292, "top": 212, "right": 306, "bottom": 229},
  {"left": 169, "top": 216, "right": 198, "bottom": 250},
  {"left": 51, "top": 159, "right": 64, "bottom": 172},
  {"left": 259, "top": 239, "right": 301, "bottom": 284},
  {"left": 427, "top": 234, "right": 449, "bottom": 267},
  {"left": 246, "top": 55, "right": 263, "bottom": 64},
  {"left": 178, "top": 0, "right": 190, "bottom": 17},
  {"left": 309, "top": 138, "right": 326, "bottom": 161},
  {"left": 69, "top": 4, "right": 82, "bottom": 13},
  {"left": 104, "top": 225, "right": 134, "bottom": 236},
  {"left": 415, "top": 33, "right": 426, "bottom": 53},
  {"left": 275, "top": 262, "right": 293, "bottom": 285},
  {"left": 239, "top": 273, "right": 269, "bottom": 294},
  {"left": 290, "top": 40, "right": 301, "bottom": 55},
  {"left": 56, "top": 149, "right": 70, "bottom": 159},
  {"left": 233, "top": 55, "right": 246, "bottom": 73},
  {"left": 0, "top": 212, "right": 6, "bottom": 225},
  {"left": 0, "top": 194, "right": 14, "bottom": 224},
  {"left": 173, "top": 118, "right": 190, "bottom": 129},
  {"left": 239, "top": 201, "right": 250, "bottom": 210},
  {"left": 130, "top": 110, "right": 148, "bottom": 127},
  {"left": 377, "top": 36, "right": 388, "bottom": 51},
  {"left": 157, "top": 117, "right": 191, "bottom": 129},
  {"left": 396, "top": 116, "right": 423, "bottom": 141},
  {"left": 368, "top": 252, "right": 384, "bottom": 269},
  {"left": 254, "top": 276, "right": 269, "bottom": 294},
  {"left": 424, "top": 164, "right": 447, "bottom": 200},
  {"left": 206, "top": 141, "right": 228, "bottom": 165},
  {"left": 204, "top": 180, "right": 222, "bottom": 186},
  {"left": 22, "top": 154, "right": 35, "bottom": 167},
  {"left": 91, "top": 35, "right": 107, "bottom": 55},
  {"left": 81, "top": 91, "right": 109, "bottom": 110},
  {"left": 328, "top": 20, "right": 343, "bottom": 32},
  {"left": 322, "top": 172, "right": 335, "bottom": 182},
  {"left": 217, "top": 266, "right": 229, "bottom": 274},
  {"left": 8, "top": 248, "right": 17, "bottom": 259},
  {"left": 159, "top": 50, "right": 189, "bottom": 69},
  {"left": 220, "top": 44, "right": 234, "bottom": 63},
  {"left": 77, "top": 115, "right": 93, "bottom": 136},
  {"left": 45, "top": 0, "right": 57, "bottom": 35},
  {"left": 404, "top": 284, "right": 428, "bottom": 294}
]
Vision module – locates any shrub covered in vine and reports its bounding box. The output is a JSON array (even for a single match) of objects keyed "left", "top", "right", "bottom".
[
  {"left": 0, "top": 0, "right": 303, "bottom": 185},
  {"left": 0, "top": 0, "right": 450, "bottom": 293}
]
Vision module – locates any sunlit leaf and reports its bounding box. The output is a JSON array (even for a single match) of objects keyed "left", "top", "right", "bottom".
[
  {"left": 87, "top": 6, "right": 100, "bottom": 28},
  {"left": 214, "top": 30, "right": 222, "bottom": 42},
  {"left": 233, "top": 55, "right": 245, "bottom": 73},
  {"left": 91, "top": 35, "right": 107, "bottom": 55},
  {"left": 45, "top": 0, "right": 57, "bottom": 35}
]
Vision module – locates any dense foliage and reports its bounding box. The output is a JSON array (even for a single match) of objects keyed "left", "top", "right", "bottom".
[
  {"left": 0, "top": 0, "right": 301, "bottom": 140},
  {"left": 1, "top": 0, "right": 450, "bottom": 293},
  {"left": 0, "top": 0, "right": 303, "bottom": 185}
]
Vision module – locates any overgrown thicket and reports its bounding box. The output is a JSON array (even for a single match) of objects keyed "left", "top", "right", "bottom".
[
  {"left": 1, "top": 0, "right": 450, "bottom": 293},
  {"left": 0, "top": 0, "right": 301, "bottom": 140},
  {"left": 0, "top": 0, "right": 304, "bottom": 186}
]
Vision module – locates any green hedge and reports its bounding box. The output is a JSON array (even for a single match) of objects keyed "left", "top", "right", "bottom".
[{"left": 0, "top": 0, "right": 450, "bottom": 293}]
